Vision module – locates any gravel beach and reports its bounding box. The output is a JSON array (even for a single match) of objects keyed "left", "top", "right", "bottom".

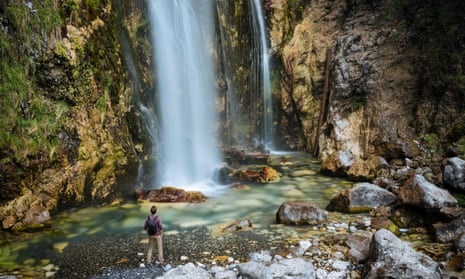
[{"left": 54, "top": 226, "right": 288, "bottom": 278}]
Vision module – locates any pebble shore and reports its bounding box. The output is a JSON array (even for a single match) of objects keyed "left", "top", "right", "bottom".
[{"left": 54, "top": 226, "right": 294, "bottom": 278}]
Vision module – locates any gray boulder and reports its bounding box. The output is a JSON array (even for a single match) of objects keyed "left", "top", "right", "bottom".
[
  {"left": 362, "top": 229, "right": 441, "bottom": 279},
  {"left": 238, "top": 256, "right": 315, "bottom": 279},
  {"left": 326, "top": 182, "right": 397, "bottom": 213},
  {"left": 276, "top": 201, "right": 328, "bottom": 225},
  {"left": 399, "top": 174, "right": 458, "bottom": 210}
]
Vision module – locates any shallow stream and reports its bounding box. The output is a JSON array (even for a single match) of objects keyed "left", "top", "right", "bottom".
[{"left": 0, "top": 152, "right": 460, "bottom": 278}]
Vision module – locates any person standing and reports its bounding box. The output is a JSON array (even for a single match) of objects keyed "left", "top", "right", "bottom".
[{"left": 144, "top": 205, "right": 164, "bottom": 265}]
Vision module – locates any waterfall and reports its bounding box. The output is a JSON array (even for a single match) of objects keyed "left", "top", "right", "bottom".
[
  {"left": 250, "top": 0, "right": 274, "bottom": 150},
  {"left": 147, "top": 0, "right": 222, "bottom": 194}
]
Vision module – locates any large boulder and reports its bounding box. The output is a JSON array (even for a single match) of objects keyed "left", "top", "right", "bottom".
[
  {"left": 276, "top": 201, "right": 328, "bottom": 226},
  {"left": 326, "top": 183, "right": 397, "bottom": 213},
  {"left": 443, "top": 157, "right": 465, "bottom": 191},
  {"left": 362, "top": 229, "right": 441, "bottom": 279},
  {"left": 399, "top": 175, "right": 458, "bottom": 210},
  {"left": 238, "top": 255, "right": 315, "bottom": 279}
]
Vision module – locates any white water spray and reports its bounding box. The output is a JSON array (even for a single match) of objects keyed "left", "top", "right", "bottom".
[{"left": 147, "top": 0, "right": 222, "bottom": 193}]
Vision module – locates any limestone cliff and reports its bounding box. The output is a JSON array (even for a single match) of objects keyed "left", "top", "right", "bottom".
[
  {"left": 267, "top": 0, "right": 465, "bottom": 173},
  {"left": 1, "top": 0, "right": 464, "bottom": 231},
  {"left": 0, "top": 0, "right": 134, "bottom": 231}
]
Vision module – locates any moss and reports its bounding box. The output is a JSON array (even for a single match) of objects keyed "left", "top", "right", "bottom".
[{"left": 453, "top": 193, "right": 465, "bottom": 207}]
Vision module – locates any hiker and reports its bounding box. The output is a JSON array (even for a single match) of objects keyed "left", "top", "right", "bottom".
[{"left": 144, "top": 205, "right": 164, "bottom": 265}]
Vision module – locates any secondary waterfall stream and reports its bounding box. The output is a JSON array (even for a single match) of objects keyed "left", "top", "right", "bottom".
[{"left": 249, "top": 0, "right": 274, "bottom": 150}]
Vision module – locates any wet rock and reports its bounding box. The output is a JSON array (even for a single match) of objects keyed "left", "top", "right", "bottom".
[
  {"left": 238, "top": 255, "right": 315, "bottom": 279},
  {"left": 326, "top": 182, "right": 397, "bottom": 213},
  {"left": 276, "top": 201, "right": 328, "bottom": 225},
  {"left": 362, "top": 229, "right": 441, "bottom": 279},
  {"left": 223, "top": 148, "right": 270, "bottom": 165},
  {"left": 399, "top": 174, "right": 458, "bottom": 210},
  {"left": 222, "top": 219, "right": 252, "bottom": 231},
  {"left": 289, "top": 169, "right": 316, "bottom": 177},
  {"left": 443, "top": 157, "right": 465, "bottom": 191},
  {"left": 237, "top": 166, "right": 280, "bottom": 183},
  {"left": 257, "top": 166, "right": 280, "bottom": 183},
  {"left": 2, "top": 215, "right": 16, "bottom": 230},
  {"left": 390, "top": 206, "right": 429, "bottom": 228},
  {"left": 13, "top": 206, "right": 51, "bottom": 231},
  {"left": 136, "top": 187, "right": 207, "bottom": 203},
  {"left": 238, "top": 169, "right": 261, "bottom": 182}
]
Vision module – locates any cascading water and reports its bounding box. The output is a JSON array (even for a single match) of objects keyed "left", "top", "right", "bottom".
[
  {"left": 249, "top": 0, "right": 274, "bottom": 150},
  {"left": 147, "top": 0, "right": 222, "bottom": 194}
]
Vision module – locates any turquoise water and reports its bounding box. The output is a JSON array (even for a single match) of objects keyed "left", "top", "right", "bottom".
[{"left": 0, "top": 152, "right": 352, "bottom": 275}]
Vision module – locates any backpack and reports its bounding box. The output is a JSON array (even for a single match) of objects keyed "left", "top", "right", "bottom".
[{"left": 146, "top": 216, "right": 159, "bottom": 235}]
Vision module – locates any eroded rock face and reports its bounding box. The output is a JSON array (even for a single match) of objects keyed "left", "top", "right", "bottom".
[
  {"left": 0, "top": 1, "right": 132, "bottom": 230},
  {"left": 276, "top": 200, "right": 328, "bottom": 225},
  {"left": 326, "top": 182, "right": 397, "bottom": 213},
  {"left": 363, "top": 229, "right": 441, "bottom": 279}
]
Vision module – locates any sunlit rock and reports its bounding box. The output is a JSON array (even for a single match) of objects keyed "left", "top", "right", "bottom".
[
  {"left": 238, "top": 166, "right": 280, "bottom": 183},
  {"left": 363, "top": 229, "right": 441, "bottom": 279},
  {"left": 135, "top": 187, "right": 207, "bottom": 203},
  {"left": 347, "top": 155, "right": 388, "bottom": 181},
  {"left": 326, "top": 182, "right": 397, "bottom": 213},
  {"left": 222, "top": 219, "right": 252, "bottom": 231},
  {"left": 321, "top": 150, "right": 355, "bottom": 177},
  {"left": 2, "top": 215, "right": 16, "bottom": 229},
  {"left": 257, "top": 166, "right": 280, "bottom": 183},
  {"left": 12, "top": 206, "right": 51, "bottom": 231},
  {"left": 276, "top": 201, "right": 328, "bottom": 225}
]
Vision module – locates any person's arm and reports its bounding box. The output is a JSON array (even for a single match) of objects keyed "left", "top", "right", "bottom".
[
  {"left": 157, "top": 217, "right": 163, "bottom": 232},
  {"left": 144, "top": 217, "right": 148, "bottom": 231}
]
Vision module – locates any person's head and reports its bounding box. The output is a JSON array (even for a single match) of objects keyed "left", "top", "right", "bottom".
[{"left": 150, "top": 205, "right": 157, "bottom": 214}]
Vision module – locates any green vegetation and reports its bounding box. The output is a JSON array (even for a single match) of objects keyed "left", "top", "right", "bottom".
[
  {"left": 0, "top": 1, "right": 65, "bottom": 163},
  {"left": 453, "top": 193, "right": 465, "bottom": 207}
]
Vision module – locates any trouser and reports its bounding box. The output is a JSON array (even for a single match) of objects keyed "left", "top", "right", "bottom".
[{"left": 147, "top": 235, "right": 163, "bottom": 264}]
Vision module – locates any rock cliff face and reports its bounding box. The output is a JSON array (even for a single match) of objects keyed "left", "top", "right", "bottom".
[
  {"left": 0, "top": 0, "right": 134, "bottom": 230},
  {"left": 1, "top": 0, "right": 464, "bottom": 230},
  {"left": 267, "top": 0, "right": 465, "bottom": 167}
]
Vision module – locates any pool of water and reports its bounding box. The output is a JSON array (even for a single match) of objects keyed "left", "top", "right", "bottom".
[{"left": 0, "top": 152, "right": 353, "bottom": 274}]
